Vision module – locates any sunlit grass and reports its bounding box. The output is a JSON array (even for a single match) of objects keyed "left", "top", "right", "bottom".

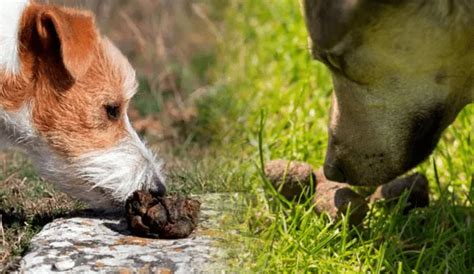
[{"left": 216, "top": 0, "right": 474, "bottom": 272}]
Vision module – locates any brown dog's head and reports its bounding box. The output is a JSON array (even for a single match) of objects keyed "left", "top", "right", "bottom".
[{"left": 302, "top": 0, "right": 474, "bottom": 185}]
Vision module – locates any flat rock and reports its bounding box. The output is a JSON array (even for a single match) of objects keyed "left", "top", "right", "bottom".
[{"left": 19, "top": 193, "right": 237, "bottom": 273}]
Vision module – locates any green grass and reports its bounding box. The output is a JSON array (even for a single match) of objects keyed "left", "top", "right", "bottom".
[
  {"left": 212, "top": 0, "right": 474, "bottom": 272},
  {"left": 0, "top": 151, "right": 83, "bottom": 271},
  {"left": 1, "top": 0, "right": 473, "bottom": 272}
]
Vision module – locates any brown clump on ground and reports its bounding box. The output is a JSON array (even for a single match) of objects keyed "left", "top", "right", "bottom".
[
  {"left": 264, "top": 159, "right": 368, "bottom": 226},
  {"left": 369, "top": 173, "right": 429, "bottom": 214},
  {"left": 264, "top": 159, "right": 431, "bottom": 226},
  {"left": 125, "top": 191, "right": 201, "bottom": 239},
  {"left": 313, "top": 170, "right": 369, "bottom": 226},
  {"left": 264, "top": 159, "right": 316, "bottom": 200}
]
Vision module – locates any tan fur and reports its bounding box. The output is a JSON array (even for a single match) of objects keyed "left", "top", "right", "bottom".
[{"left": 0, "top": 3, "right": 132, "bottom": 157}]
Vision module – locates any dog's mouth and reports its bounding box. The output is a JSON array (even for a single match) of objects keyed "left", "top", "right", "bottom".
[
  {"left": 325, "top": 144, "right": 410, "bottom": 186},
  {"left": 325, "top": 161, "right": 396, "bottom": 186}
]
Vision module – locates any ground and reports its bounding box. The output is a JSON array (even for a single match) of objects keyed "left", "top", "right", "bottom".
[{"left": 1, "top": 0, "right": 473, "bottom": 272}]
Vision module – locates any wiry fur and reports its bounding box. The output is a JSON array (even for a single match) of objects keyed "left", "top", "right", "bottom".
[
  {"left": 0, "top": 104, "right": 35, "bottom": 148},
  {"left": 0, "top": 0, "right": 28, "bottom": 73},
  {"left": 0, "top": 1, "right": 166, "bottom": 207},
  {"left": 73, "top": 117, "right": 164, "bottom": 205},
  {"left": 101, "top": 38, "right": 138, "bottom": 99}
]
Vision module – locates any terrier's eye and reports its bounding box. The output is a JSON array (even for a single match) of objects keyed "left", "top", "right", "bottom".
[{"left": 104, "top": 104, "right": 121, "bottom": 121}]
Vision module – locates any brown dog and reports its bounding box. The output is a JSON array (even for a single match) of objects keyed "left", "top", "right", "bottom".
[{"left": 302, "top": 0, "right": 473, "bottom": 185}]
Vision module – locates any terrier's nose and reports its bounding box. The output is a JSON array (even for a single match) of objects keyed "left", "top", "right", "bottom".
[{"left": 150, "top": 176, "right": 166, "bottom": 197}]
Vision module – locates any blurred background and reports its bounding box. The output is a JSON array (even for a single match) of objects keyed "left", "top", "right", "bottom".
[{"left": 48, "top": 0, "right": 224, "bottom": 145}]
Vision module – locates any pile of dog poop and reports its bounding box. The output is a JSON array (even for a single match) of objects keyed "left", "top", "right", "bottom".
[
  {"left": 264, "top": 160, "right": 429, "bottom": 226},
  {"left": 125, "top": 191, "right": 201, "bottom": 239}
]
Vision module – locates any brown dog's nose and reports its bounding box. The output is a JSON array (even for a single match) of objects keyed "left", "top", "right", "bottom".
[
  {"left": 324, "top": 150, "right": 347, "bottom": 182},
  {"left": 150, "top": 176, "right": 166, "bottom": 197},
  {"left": 324, "top": 162, "right": 346, "bottom": 182}
]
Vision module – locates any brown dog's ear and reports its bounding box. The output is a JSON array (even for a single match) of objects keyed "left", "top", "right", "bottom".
[
  {"left": 302, "top": 0, "right": 362, "bottom": 52},
  {"left": 35, "top": 7, "right": 97, "bottom": 80}
]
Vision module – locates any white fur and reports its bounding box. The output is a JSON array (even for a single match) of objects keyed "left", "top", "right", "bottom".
[
  {"left": 0, "top": 104, "right": 119, "bottom": 207},
  {"left": 101, "top": 38, "right": 138, "bottom": 99},
  {"left": 0, "top": 104, "right": 35, "bottom": 148},
  {"left": 0, "top": 0, "right": 29, "bottom": 74},
  {"left": 0, "top": 104, "right": 165, "bottom": 207},
  {"left": 73, "top": 115, "right": 165, "bottom": 204},
  {"left": 0, "top": 2, "right": 165, "bottom": 207}
]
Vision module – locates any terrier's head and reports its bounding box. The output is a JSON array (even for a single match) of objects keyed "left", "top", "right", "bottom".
[{"left": 0, "top": 2, "right": 165, "bottom": 207}]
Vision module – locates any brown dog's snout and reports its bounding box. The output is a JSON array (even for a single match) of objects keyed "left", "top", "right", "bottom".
[
  {"left": 324, "top": 162, "right": 346, "bottom": 182},
  {"left": 324, "top": 148, "right": 346, "bottom": 182}
]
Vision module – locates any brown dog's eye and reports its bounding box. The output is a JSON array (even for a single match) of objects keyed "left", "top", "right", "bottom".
[{"left": 105, "top": 104, "right": 120, "bottom": 121}]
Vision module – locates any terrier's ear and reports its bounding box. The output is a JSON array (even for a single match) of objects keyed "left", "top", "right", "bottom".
[
  {"left": 302, "top": 0, "right": 362, "bottom": 51},
  {"left": 34, "top": 6, "right": 98, "bottom": 80},
  {"left": 20, "top": 4, "right": 98, "bottom": 89}
]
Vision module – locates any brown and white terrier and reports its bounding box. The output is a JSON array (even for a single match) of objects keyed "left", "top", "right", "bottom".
[{"left": 0, "top": 0, "right": 166, "bottom": 207}]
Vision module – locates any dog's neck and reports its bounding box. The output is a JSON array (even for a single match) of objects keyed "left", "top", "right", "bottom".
[{"left": 0, "top": 71, "right": 34, "bottom": 148}]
